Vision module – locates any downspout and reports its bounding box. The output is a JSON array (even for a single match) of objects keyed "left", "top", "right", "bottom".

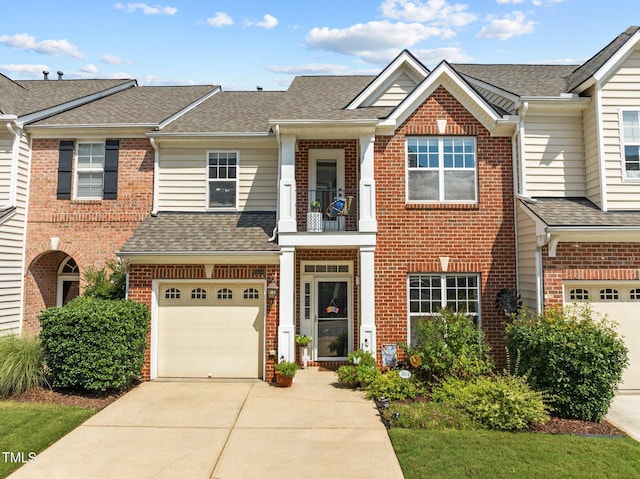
[
  {"left": 594, "top": 82, "right": 608, "bottom": 211},
  {"left": 149, "top": 137, "right": 159, "bottom": 216},
  {"left": 511, "top": 123, "right": 521, "bottom": 295},
  {"left": 517, "top": 101, "right": 529, "bottom": 199},
  {"left": 268, "top": 124, "right": 280, "bottom": 242},
  {"left": 1, "top": 120, "right": 21, "bottom": 217}
]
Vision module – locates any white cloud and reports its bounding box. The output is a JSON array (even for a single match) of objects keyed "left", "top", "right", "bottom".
[
  {"left": 267, "top": 63, "right": 351, "bottom": 75},
  {"left": 414, "top": 47, "right": 474, "bottom": 65},
  {"left": 115, "top": 3, "right": 177, "bottom": 15},
  {"left": 244, "top": 14, "right": 279, "bottom": 29},
  {"left": 306, "top": 20, "right": 446, "bottom": 63},
  {"left": 496, "top": 0, "right": 524, "bottom": 4},
  {"left": 380, "top": 0, "right": 477, "bottom": 27},
  {"left": 532, "top": 0, "right": 566, "bottom": 5},
  {"left": 80, "top": 64, "right": 98, "bottom": 73},
  {"left": 476, "top": 11, "right": 536, "bottom": 40},
  {"left": 100, "top": 53, "right": 130, "bottom": 64},
  {"left": 0, "top": 63, "right": 51, "bottom": 78},
  {"left": 0, "top": 33, "right": 83, "bottom": 59},
  {"left": 207, "top": 12, "right": 233, "bottom": 27}
]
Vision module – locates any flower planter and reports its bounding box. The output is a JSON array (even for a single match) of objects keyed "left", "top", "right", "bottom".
[
  {"left": 307, "top": 212, "right": 323, "bottom": 232},
  {"left": 276, "top": 374, "right": 294, "bottom": 387}
]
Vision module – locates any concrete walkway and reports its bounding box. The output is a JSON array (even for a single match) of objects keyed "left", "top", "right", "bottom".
[
  {"left": 606, "top": 392, "right": 640, "bottom": 442},
  {"left": 8, "top": 368, "right": 404, "bottom": 479}
]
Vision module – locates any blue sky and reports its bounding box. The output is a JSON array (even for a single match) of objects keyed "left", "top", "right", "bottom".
[{"left": 0, "top": 1, "right": 638, "bottom": 90}]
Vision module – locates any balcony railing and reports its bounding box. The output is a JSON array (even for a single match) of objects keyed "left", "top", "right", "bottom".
[{"left": 299, "top": 189, "right": 358, "bottom": 232}]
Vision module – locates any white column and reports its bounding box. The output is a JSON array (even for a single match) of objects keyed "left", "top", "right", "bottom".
[
  {"left": 359, "top": 246, "right": 377, "bottom": 361},
  {"left": 278, "top": 246, "right": 296, "bottom": 362},
  {"left": 359, "top": 134, "right": 377, "bottom": 232},
  {"left": 278, "top": 135, "right": 297, "bottom": 233}
]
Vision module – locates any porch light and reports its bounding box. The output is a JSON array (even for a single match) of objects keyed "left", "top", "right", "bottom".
[{"left": 267, "top": 279, "right": 278, "bottom": 299}]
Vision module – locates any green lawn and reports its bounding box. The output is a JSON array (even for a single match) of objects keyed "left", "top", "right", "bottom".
[
  {"left": 0, "top": 401, "right": 94, "bottom": 478},
  {"left": 390, "top": 428, "right": 640, "bottom": 479}
]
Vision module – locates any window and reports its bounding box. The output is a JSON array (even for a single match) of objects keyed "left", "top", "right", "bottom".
[
  {"left": 165, "top": 288, "right": 180, "bottom": 299},
  {"left": 76, "top": 143, "right": 105, "bottom": 199},
  {"left": 217, "top": 288, "right": 232, "bottom": 300},
  {"left": 243, "top": 288, "right": 259, "bottom": 299},
  {"left": 569, "top": 288, "right": 590, "bottom": 301},
  {"left": 191, "top": 288, "right": 207, "bottom": 299},
  {"left": 407, "top": 137, "right": 477, "bottom": 202},
  {"left": 408, "top": 274, "right": 480, "bottom": 343},
  {"left": 622, "top": 111, "right": 640, "bottom": 179},
  {"left": 600, "top": 288, "right": 619, "bottom": 300},
  {"left": 208, "top": 152, "right": 237, "bottom": 208},
  {"left": 631, "top": 289, "right": 640, "bottom": 300}
]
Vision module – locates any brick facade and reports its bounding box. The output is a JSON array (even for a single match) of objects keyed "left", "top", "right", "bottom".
[
  {"left": 542, "top": 242, "right": 640, "bottom": 306},
  {"left": 22, "top": 138, "right": 154, "bottom": 332},
  {"left": 373, "top": 86, "right": 517, "bottom": 365}
]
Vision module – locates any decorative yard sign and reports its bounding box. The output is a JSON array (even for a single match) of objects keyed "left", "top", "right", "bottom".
[{"left": 381, "top": 343, "right": 397, "bottom": 367}]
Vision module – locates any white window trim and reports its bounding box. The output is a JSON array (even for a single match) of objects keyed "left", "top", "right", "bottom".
[
  {"left": 406, "top": 273, "right": 482, "bottom": 344},
  {"left": 74, "top": 141, "right": 105, "bottom": 200},
  {"left": 405, "top": 136, "right": 478, "bottom": 204},
  {"left": 619, "top": 109, "right": 640, "bottom": 182},
  {"left": 206, "top": 150, "right": 239, "bottom": 211}
]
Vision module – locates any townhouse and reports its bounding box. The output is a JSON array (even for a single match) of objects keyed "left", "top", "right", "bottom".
[{"left": 1, "top": 26, "right": 638, "bottom": 388}]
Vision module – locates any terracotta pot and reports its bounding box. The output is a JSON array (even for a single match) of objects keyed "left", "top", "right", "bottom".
[{"left": 277, "top": 374, "right": 294, "bottom": 387}]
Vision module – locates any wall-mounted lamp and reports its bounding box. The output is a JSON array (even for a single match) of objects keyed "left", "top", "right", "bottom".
[{"left": 267, "top": 279, "right": 278, "bottom": 299}]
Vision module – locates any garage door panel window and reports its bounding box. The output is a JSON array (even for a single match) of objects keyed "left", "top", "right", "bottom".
[
  {"left": 243, "top": 288, "right": 259, "bottom": 300},
  {"left": 165, "top": 288, "right": 181, "bottom": 299},
  {"left": 218, "top": 288, "right": 232, "bottom": 300},
  {"left": 600, "top": 288, "right": 619, "bottom": 301},
  {"left": 191, "top": 288, "right": 207, "bottom": 299},
  {"left": 631, "top": 289, "right": 640, "bottom": 300},
  {"left": 569, "top": 288, "right": 590, "bottom": 301}
]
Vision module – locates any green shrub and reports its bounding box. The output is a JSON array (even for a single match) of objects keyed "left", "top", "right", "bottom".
[
  {"left": 82, "top": 260, "right": 127, "bottom": 300},
  {"left": 404, "top": 310, "right": 494, "bottom": 383},
  {"left": 506, "top": 305, "right": 628, "bottom": 421},
  {"left": 39, "top": 297, "right": 149, "bottom": 395},
  {"left": 0, "top": 335, "right": 47, "bottom": 397},
  {"left": 336, "top": 350, "right": 380, "bottom": 388},
  {"left": 366, "top": 370, "right": 427, "bottom": 401},
  {"left": 381, "top": 400, "right": 479, "bottom": 430},
  {"left": 431, "top": 375, "right": 549, "bottom": 431}
]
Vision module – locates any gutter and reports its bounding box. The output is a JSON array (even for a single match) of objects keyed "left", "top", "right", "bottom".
[{"left": 269, "top": 124, "right": 281, "bottom": 243}]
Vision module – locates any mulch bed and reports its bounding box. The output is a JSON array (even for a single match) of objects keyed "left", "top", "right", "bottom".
[{"left": 8, "top": 387, "right": 125, "bottom": 410}]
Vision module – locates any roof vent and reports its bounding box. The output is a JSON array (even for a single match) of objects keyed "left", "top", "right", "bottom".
[
  {"left": 42, "top": 70, "right": 49, "bottom": 80},
  {"left": 57, "top": 71, "right": 64, "bottom": 80},
  {"left": 257, "top": 86, "right": 263, "bottom": 91}
]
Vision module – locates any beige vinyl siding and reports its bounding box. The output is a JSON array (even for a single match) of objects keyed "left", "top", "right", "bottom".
[
  {"left": 523, "top": 113, "right": 586, "bottom": 197},
  {"left": 371, "top": 72, "right": 418, "bottom": 107},
  {"left": 516, "top": 203, "right": 538, "bottom": 309},
  {"left": 582, "top": 86, "right": 602, "bottom": 206},
  {"left": 0, "top": 136, "right": 11, "bottom": 203},
  {"left": 0, "top": 133, "right": 29, "bottom": 335},
  {"left": 599, "top": 47, "right": 640, "bottom": 210},
  {"left": 158, "top": 146, "right": 278, "bottom": 212}
]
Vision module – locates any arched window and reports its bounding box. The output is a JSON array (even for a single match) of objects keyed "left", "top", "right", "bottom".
[
  {"left": 57, "top": 256, "right": 80, "bottom": 306},
  {"left": 191, "top": 288, "right": 207, "bottom": 299},
  {"left": 600, "top": 288, "right": 619, "bottom": 301},
  {"left": 569, "top": 288, "right": 589, "bottom": 301},
  {"left": 243, "top": 288, "right": 259, "bottom": 299},
  {"left": 165, "top": 287, "right": 181, "bottom": 299},
  {"left": 217, "top": 288, "right": 232, "bottom": 300},
  {"left": 631, "top": 289, "right": 640, "bottom": 300}
]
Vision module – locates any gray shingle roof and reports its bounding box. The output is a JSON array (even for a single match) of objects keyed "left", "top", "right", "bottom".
[
  {"left": 0, "top": 73, "right": 24, "bottom": 114},
  {"left": 120, "top": 212, "right": 280, "bottom": 254},
  {"left": 29, "top": 85, "right": 218, "bottom": 126},
  {"left": 452, "top": 64, "right": 579, "bottom": 97},
  {"left": 6, "top": 79, "right": 133, "bottom": 117},
  {"left": 567, "top": 26, "right": 640, "bottom": 91},
  {"left": 522, "top": 198, "right": 640, "bottom": 227}
]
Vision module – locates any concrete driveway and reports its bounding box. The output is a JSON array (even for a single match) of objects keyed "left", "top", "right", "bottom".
[
  {"left": 8, "top": 368, "right": 404, "bottom": 479},
  {"left": 606, "top": 392, "right": 640, "bottom": 442}
]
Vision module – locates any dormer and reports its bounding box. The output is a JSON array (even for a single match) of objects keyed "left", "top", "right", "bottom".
[{"left": 346, "top": 50, "right": 429, "bottom": 109}]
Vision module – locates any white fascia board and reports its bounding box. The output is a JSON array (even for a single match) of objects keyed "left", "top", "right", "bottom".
[
  {"left": 278, "top": 232, "right": 377, "bottom": 248},
  {"left": 158, "top": 86, "right": 221, "bottom": 130},
  {"left": 387, "top": 62, "right": 501, "bottom": 132},
  {"left": 518, "top": 201, "right": 548, "bottom": 237},
  {"left": 15, "top": 80, "right": 136, "bottom": 127},
  {"left": 346, "top": 50, "right": 429, "bottom": 110},
  {"left": 593, "top": 29, "right": 640, "bottom": 86}
]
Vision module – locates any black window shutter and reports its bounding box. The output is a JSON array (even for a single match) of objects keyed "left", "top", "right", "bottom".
[
  {"left": 56, "top": 140, "right": 74, "bottom": 199},
  {"left": 103, "top": 140, "right": 119, "bottom": 199}
]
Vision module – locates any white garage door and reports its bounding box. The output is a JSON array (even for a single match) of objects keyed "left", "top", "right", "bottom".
[
  {"left": 564, "top": 282, "right": 640, "bottom": 390},
  {"left": 157, "top": 282, "right": 264, "bottom": 379}
]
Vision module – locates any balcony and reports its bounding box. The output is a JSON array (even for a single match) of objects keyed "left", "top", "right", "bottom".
[{"left": 299, "top": 189, "right": 358, "bottom": 233}]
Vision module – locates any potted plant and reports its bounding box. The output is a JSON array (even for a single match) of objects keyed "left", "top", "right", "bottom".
[
  {"left": 274, "top": 360, "right": 299, "bottom": 387},
  {"left": 310, "top": 200, "right": 321, "bottom": 212},
  {"left": 295, "top": 335, "right": 312, "bottom": 368}
]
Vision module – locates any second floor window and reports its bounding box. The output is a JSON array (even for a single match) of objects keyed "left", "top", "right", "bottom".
[
  {"left": 208, "top": 152, "right": 237, "bottom": 208},
  {"left": 622, "top": 110, "right": 640, "bottom": 179},
  {"left": 407, "top": 137, "right": 477, "bottom": 202},
  {"left": 76, "top": 143, "right": 105, "bottom": 199}
]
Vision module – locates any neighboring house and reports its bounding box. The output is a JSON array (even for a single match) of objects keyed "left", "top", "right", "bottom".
[
  {"left": 2, "top": 27, "right": 638, "bottom": 389},
  {"left": 0, "top": 74, "right": 136, "bottom": 334}
]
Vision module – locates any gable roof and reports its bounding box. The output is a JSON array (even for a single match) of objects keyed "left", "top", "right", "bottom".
[
  {"left": 522, "top": 197, "right": 640, "bottom": 228},
  {"left": 28, "top": 85, "right": 219, "bottom": 128},
  {"left": 567, "top": 25, "right": 640, "bottom": 92},
  {"left": 0, "top": 73, "right": 25, "bottom": 114}
]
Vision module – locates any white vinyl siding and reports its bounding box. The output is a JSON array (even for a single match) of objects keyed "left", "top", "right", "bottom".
[
  {"left": 371, "top": 72, "right": 418, "bottom": 107},
  {"left": 516, "top": 202, "right": 538, "bottom": 310},
  {"left": 0, "top": 133, "right": 30, "bottom": 334},
  {"left": 599, "top": 48, "right": 640, "bottom": 210},
  {"left": 0, "top": 136, "right": 11, "bottom": 204},
  {"left": 157, "top": 146, "right": 278, "bottom": 212},
  {"left": 523, "top": 113, "right": 586, "bottom": 197}
]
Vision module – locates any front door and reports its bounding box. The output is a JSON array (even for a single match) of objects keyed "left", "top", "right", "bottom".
[{"left": 316, "top": 279, "right": 351, "bottom": 359}]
